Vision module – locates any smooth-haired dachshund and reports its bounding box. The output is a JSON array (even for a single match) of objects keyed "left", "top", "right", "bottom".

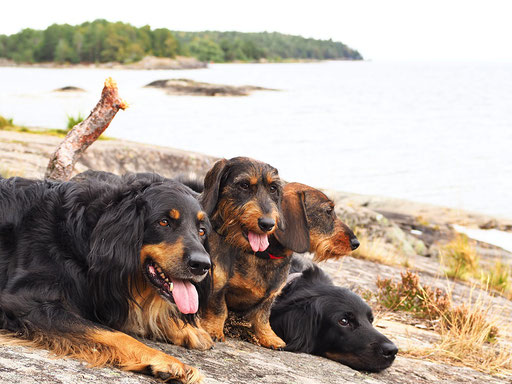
[{"left": 0, "top": 175, "right": 212, "bottom": 383}]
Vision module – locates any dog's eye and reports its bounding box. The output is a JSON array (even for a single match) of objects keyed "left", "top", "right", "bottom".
[
  {"left": 339, "top": 318, "right": 349, "bottom": 327},
  {"left": 326, "top": 206, "right": 334, "bottom": 215},
  {"left": 159, "top": 219, "right": 169, "bottom": 227},
  {"left": 239, "top": 182, "right": 250, "bottom": 190},
  {"left": 198, "top": 227, "right": 206, "bottom": 237},
  {"left": 269, "top": 184, "right": 277, "bottom": 193}
]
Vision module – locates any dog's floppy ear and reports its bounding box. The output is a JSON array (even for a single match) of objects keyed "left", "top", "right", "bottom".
[
  {"left": 275, "top": 188, "right": 310, "bottom": 253},
  {"left": 200, "top": 159, "right": 228, "bottom": 216},
  {"left": 87, "top": 191, "right": 146, "bottom": 327},
  {"left": 271, "top": 295, "right": 321, "bottom": 353}
]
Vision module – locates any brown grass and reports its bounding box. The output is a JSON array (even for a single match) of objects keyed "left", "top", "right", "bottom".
[
  {"left": 352, "top": 234, "right": 409, "bottom": 267},
  {"left": 376, "top": 271, "right": 450, "bottom": 319},
  {"left": 0, "top": 167, "right": 24, "bottom": 178},
  {"left": 440, "top": 234, "right": 512, "bottom": 299},
  {"left": 480, "top": 260, "right": 512, "bottom": 299},
  {"left": 440, "top": 234, "right": 479, "bottom": 280},
  {"left": 376, "top": 271, "right": 512, "bottom": 374}
]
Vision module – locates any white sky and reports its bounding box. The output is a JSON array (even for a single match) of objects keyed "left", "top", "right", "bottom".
[{"left": 2, "top": 0, "right": 512, "bottom": 62}]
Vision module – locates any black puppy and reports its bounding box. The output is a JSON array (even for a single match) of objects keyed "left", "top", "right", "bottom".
[
  {"left": 270, "top": 256, "right": 398, "bottom": 372},
  {"left": 0, "top": 175, "right": 212, "bottom": 383}
]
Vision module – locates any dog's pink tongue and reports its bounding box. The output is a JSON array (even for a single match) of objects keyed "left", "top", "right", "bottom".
[
  {"left": 171, "top": 279, "right": 199, "bottom": 314},
  {"left": 248, "top": 231, "right": 270, "bottom": 252}
]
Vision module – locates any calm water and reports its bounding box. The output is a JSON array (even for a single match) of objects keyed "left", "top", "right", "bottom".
[{"left": 1, "top": 62, "right": 511, "bottom": 219}]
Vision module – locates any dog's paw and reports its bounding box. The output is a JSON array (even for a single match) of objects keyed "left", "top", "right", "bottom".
[
  {"left": 150, "top": 354, "right": 203, "bottom": 383},
  {"left": 210, "top": 329, "right": 226, "bottom": 342},
  {"left": 256, "top": 334, "right": 286, "bottom": 350},
  {"left": 183, "top": 326, "right": 215, "bottom": 350},
  {"left": 202, "top": 323, "right": 226, "bottom": 342}
]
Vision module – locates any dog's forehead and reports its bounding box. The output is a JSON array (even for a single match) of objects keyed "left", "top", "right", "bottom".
[
  {"left": 148, "top": 187, "right": 202, "bottom": 216},
  {"left": 229, "top": 164, "right": 279, "bottom": 184},
  {"left": 331, "top": 288, "right": 373, "bottom": 316}
]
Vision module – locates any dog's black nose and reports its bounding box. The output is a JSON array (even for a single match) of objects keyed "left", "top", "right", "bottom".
[
  {"left": 350, "top": 237, "right": 360, "bottom": 250},
  {"left": 258, "top": 217, "right": 275, "bottom": 232},
  {"left": 188, "top": 252, "right": 211, "bottom": 275},
  {"left": 381, "top": 342, "right": 398, "bottom": 358}
]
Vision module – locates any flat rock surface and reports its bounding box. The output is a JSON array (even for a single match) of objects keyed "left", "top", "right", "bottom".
[{"left": 1, "top": 335, "right": 510, "bottom": 384}]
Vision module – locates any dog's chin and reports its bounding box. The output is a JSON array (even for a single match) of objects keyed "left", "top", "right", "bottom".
[
  {"left": 142, "top": 259, "right": 201, "bottom": 315},
  {"left": 349, "top": 358, "right": 395, "bottom": 373},
  {"left": 325, "top": 351, "right": 395, "bottom": 373}
]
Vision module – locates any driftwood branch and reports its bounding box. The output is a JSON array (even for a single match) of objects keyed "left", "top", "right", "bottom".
[{"left": 45, "top": 77, "right": 128, "bottom": 181}]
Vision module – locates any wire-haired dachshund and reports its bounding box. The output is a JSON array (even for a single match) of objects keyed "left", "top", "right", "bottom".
[
  {"left": 270, "top": 256, "right": 398, "bottom": 372},
  {"left": 192, "top": 159, "right": 358, "bottom": 350},
  {"left": 0, "top": 175, "right": 213, "bottom": 383}
]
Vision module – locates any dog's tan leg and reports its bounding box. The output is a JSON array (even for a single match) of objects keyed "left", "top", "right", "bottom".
[
  {"left": 201, "top": 295, "right": 228, "bottom": 342},
  {"left": 248, "top": 299, "right": 286, "bottom": 350},
  {"left": 164, "top": 318, "right": 214, "bottom": 350},
  {"left": 90, "top": 329, "right": 203, "bottom": 383}
]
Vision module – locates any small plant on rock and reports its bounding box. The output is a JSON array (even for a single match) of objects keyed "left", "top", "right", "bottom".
[
  {"left": 440, "top": 234, "right": 479, "bottom": 280},
  {"left": 376, "top": 270, "right": 450, "bottom": 319}
]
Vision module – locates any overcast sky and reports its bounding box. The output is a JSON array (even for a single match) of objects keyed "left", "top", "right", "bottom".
[{"left": 2, "top": 0, "right": 512, "bottom": 62}]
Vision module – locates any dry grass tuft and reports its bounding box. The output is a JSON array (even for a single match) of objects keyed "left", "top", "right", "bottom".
[
  {"left": 440, "top": 234, "right": 511, "bottom": 298},
  {"left": 440, "top": 234, "right": 479, "bottom": 280},
  {"left": 0, "top": 167, "right": 24, "bottom": 178},
  {"left": 377, "top": 271, "right": 512, "bottom": 374},
  {"left": 480, "top": 260, "right": 512, "bottom": 299},
  {"left": 352, "top": 234, "right": 408, "bottom": 267},
  {"left": 376, "top": 270, "right": 450, "bottom": 319}
]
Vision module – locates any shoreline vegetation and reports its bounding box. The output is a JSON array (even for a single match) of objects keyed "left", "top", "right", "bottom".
[{"left": 0, "top": 20, "right": 363, "bottom": 69}]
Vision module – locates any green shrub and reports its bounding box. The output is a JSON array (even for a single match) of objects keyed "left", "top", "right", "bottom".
[
  {"left": 66, "top": 113, "right": 84, "bottom": 130},
  {"left": 0, "top": 115, "right": 14, "bottom": 128}
]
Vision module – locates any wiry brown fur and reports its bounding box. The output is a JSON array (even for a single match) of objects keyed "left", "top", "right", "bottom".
[
  {"left": 310, "top": 221, "right": 354, "bottom": 262},
  {"left": 276, "top": 182, "right": 358, "bottom": 262},
  {"left": 198, "top": 157, "right": 287, "bottom": 348},
  {"left": 196, "top": 176, "right": 358, "bottom": 350},
  {"left": 214, "top": 199, "right": 280, "bottom": 251}
]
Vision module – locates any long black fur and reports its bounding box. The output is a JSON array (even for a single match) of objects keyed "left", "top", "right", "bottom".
[
  {"left": 0, "top": 175, "right": 211, "bottom": 338},
  {"left": 270, "top": 256, "right": 398, "bottom": 372}
]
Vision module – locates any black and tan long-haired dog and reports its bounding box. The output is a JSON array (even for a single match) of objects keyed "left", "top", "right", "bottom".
[
  {"left": 0, "top": 175, "right": 212, "bottom": 383},
  {"left": 194, "top": 158, "right": 358, "bottom": 349},
  {"left": 270, "top": 256, "right": 398, "bottom": 372}
]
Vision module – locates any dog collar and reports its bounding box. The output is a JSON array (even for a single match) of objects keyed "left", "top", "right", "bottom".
[{"left": 254, "top": 250, "right": 285, "bottom": 260}]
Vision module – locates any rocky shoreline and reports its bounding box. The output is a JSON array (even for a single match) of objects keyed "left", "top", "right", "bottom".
[
  {"left": 2, "top": 129, "right": 510, "bottom": 231},
  {"left": 1, "top": 129, "right": 511, "bottom": 383},
  {"left": 0, "top": 56, "right": 207, "bottom": 71}
]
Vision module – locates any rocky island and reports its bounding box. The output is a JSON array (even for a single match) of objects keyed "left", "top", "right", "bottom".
[{"left": 145, "top": 78, "right": 276, "bottom": 96}]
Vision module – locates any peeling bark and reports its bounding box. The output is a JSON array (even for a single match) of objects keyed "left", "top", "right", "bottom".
[{"left": 45, "top": 77, "right": 127, "bottom": 181}]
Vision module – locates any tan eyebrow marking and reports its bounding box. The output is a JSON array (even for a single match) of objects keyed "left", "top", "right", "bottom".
[
  {"left": 197, "top": 211, "right": 206, "bottom": 221},
  {"left": 169, "top": 209, "right": 180, "bottom": 220}
]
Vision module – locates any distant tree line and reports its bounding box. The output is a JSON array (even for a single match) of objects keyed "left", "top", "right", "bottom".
[{"left": 0, "top": 20, "right": 362, "bottom": 64}]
